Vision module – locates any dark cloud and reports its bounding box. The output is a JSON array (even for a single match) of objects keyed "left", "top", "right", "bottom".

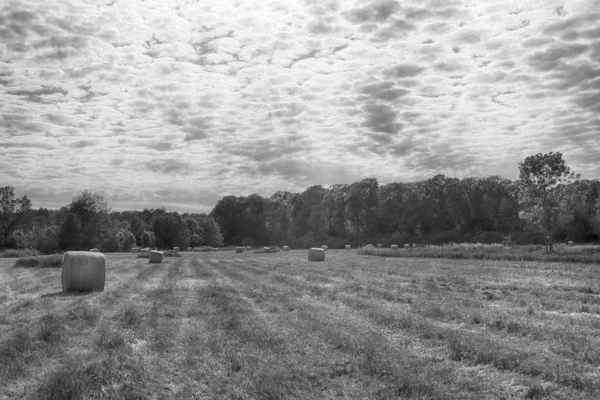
[
  {"left": 359, "top": 81, "right": 409, "bottom": 101},
  {"left": 373, "top": 19, "right": 416, "bottom": 42},
  {"left": 144, "top": 159, "right": 190, "bottom": 174},
  {"left": 384, "top": 63, "right": 425, "bottom": 78},
  {"left": 8, "top": 86, "right": 68, "bottom": 102},
  {"left": 344, "top": 0, "right": 401, "bottom": 24},
  {"left": 521, "top": 37, "right": 555, "bottom": 48},
  {"left": 147, "top": 142, "right": 173, "bottom": 151},
  {"left": 526, "top": 43, "right": 589, "bottom": 71},
  {"left": 0, "top": 114, "right": 45, "bottom": 134},
  {"left": 70, "top": 140, "right": 95, "bottom": 148},
  {"left": 183, "top": 117, "right": 211, "bottom": 141},
  {"left": 361, "top": 103, "right": 402, "bottom": 134},
  {"left": 542, "top": 13, "right": 600, "bottom": 35}
]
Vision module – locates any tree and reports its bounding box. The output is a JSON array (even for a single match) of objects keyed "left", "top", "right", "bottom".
[
  {"left": 518, "top": 152, "right": 579, "bottom": 252},
  {"left": 0, "top": 186, "right": 32, "bottom": 242}
]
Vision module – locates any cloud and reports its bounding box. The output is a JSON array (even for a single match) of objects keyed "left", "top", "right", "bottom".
[
  {"left": 384, "top": 63, "right": 425, "bottom": 78},
  {"left": 361, "top": 103, "right": 402, "bottom": 134},
  {"left": 143, "top": 159, "right": 190, "bottom": 174}
]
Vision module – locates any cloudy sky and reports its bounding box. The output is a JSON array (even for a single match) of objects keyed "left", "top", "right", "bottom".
[{"left": 1, "top": 0, "right": 599, "bottom": 212}]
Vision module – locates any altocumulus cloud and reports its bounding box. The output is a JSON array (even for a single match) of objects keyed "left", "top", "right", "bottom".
[{"left": 0, "top": 0, "right": 599, "bottom": 212}]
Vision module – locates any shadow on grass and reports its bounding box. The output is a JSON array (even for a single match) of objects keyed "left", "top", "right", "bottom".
[{"left": 41, "top": 290, "right": 99, "bottom": 298}]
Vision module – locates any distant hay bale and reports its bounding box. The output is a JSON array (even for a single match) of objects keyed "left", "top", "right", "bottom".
[
  {"left": 377, "top": 244, "right": 382, "bottom": 248},
  {"left": 345, "top": 245, "right": 351, "bottom": 250},
  {"left": 235, "top": 246, "right": 245, "bottom": 253},
  {"left": 138, "top": 248, "right": 150, "bottom": 258},
  {"left": 282, "top": 246, "right": 290, "bottom": 251},
  {"left": 130, "top": 247, "right": 138, "bottom": 253},
  {"left": 404, "top": 244, "right": 409, "bottom": 249},
  {"left": 365, "top": 244, "right": 373, "bottom": 248},
  {"left": 163, "top": 250, "right": 181, "bottom": 257},
  {"left": 89, "top": 248, "right": 99, "bottom": 252},
  {"left": 308, "top": 248, "right": 325, "bottom": 262},
  {"left": 246, "top": 246, "right": 252, "bottom": 251},
  {"left": 187, "top": 247, "right": 192, "bottom": 251},
  {"left": 61, "top": 251, "right": 106, "bottom": 293},
  {"left": 412, "top": 243, "right": 416, "bottom": 248},
  {"left": 149, "top": 250, "right": 163, "bottom": 264},
  {"left": 568, "top": 241, "right": 574, "bottom": 246},
  {"left": 321, "top": 245, "right": 328, "bottom": 251},
  {"left": 391, "top": 244, "right": 398, "bottom": 249},
  {"left": 173, "top": 247, "right": 180, "bottom": 252}
]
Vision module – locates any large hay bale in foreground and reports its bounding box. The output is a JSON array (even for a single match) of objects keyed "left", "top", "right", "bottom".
[
  {"left": 282, "top": 246, "right": 290, "bottom": 251},
  {"left": 138, "top": 248, "right": 150, "bottom": 258},
  {"left": 235, "top": 246, "right": 245, "bottom": 253},
  {"left": 391, "top": 244, "right": 398, "bottom": 249},
  {"left": 149, "top": 250, "right": 163, "bottom": 264},
  {"left": 308, "top": 248, "right": 325, "bottom": 262},
  {"left": 89, "top": 248, "right": 99, "bottom": 252},
  {"left": 173, "top": 247, "right": 180, "bottom": 252},
  {"left": 321, "top": 245, "right": 328, "bottom": 251},
  {"left": 62, "top": 251, "right": 106, "bottom": 292},
  {"left": 345, "top": 245, "right": 351, "bottom": 250}
]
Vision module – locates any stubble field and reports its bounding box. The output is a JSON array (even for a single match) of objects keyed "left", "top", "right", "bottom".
[{"left": 1, "top": 250, "right": 600, "bottom": 399}]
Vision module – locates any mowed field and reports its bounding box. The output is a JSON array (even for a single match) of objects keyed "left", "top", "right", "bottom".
[{"left": 1, "top": 251, "right": 600, "bottom": 399}]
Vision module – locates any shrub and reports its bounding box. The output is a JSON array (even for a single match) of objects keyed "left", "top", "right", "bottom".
[
  {"left": 0, "top": 248, "right": 40, "bottom": 258},
  {"left": 14, "top": 254, "right": 63, "bottom": 268}
]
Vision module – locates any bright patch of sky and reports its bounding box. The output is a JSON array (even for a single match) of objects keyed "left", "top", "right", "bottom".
[{"left": 1, "top": 0, "right": 599, "bottom": 212}]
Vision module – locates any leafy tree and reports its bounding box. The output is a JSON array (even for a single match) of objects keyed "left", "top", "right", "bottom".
[
  {"left": 0, "top": 186, "right": 32, "bottom": 242},
  {"left": 518, "top": 152, "right": 579, "bottom": 252},
  {"left": 58, "top": 213, "right": 81, "bottom": 250},
  {"left": 204, "top": 216, "right": 224, "bottom": 247},
  {"left": 141, "top": 231, "right": 156, "bottom": 248}
]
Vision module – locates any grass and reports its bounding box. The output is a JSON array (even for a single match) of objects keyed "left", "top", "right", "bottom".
[
  {"left": 1, "top": 251, "right": 600, "bottom": 399},
  {"left": 13, "top": 254, "right": 63, "bottom": 268},
  {"left": 359, "top": 243, "right": 600, "bottom": 264}
]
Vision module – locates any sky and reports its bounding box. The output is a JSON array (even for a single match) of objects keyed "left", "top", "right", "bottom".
[{"left": 1, "top": 0, "right": 599, "bottom": 213}]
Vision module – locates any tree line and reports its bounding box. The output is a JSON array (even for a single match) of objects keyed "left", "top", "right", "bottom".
[{"left": 1, "top": 152, "right": 598, "bottom": 253}]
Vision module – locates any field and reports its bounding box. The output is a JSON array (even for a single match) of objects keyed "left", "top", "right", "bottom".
[{"left": 1, "top": 251, "right": 600, "bottom": 399}]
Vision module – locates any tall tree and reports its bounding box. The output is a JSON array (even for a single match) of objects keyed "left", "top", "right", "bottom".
[
  {"left": 0, "top": 186, "right": 32, "bottom": 241},
  {"left": 518, "top": 152, "right": 579, "bottom": 252}
]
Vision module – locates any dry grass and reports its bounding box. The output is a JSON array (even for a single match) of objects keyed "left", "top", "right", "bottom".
[{"left": 1, "top": 250, "right": 600, "bottom": 399}]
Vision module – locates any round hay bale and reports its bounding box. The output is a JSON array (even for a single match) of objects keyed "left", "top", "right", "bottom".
[
  {"left": 235, "top": 246, "right": 245, "bottom": 253},
  {"left": 130, "top": 247, "right": 139, "bottom": 253},
  {"left": 568, "top": 241, "right": 574, "bottom": 246},
  {"left": 89, "top": 248, "right": 99, "bottom": 252},
  {"left": 187, "top": 247, "right": 193, "bottom": 251},
  {"left": 282, "top": 246, "right": 290, "bottom": 251},
  {"left": 173, "top": 247, "right": 180, "bottom": 252},
  {"left": 377, "top": 244, "right": 382, "bottom": 248},
  {"left": 321, "top": 245, "right": 328, "bottom": 251},
  {"left": 345, "top": 245, "right": 351, "bottom": 250},
  {"left": 61, "top": 251, "right": 106, "bottom": 292},
  {"left": 246, "top": 246, "right": 252, "bottom": 251},
  {"left": 391, "top": 244, "right": 398, "bottom": 249},
  {"left": 404, "top": 244, "right": 409, "bottom": 249},
  {"left": 149, "top": 250, "right": 163, "bottom": 264},
  {"left": 138, "top": 248, "right": 151, "bottom": 258},
  {"left": 365, "top": 244, "right": 373, "bottom": 248},
  {"left": 308, "top": 248, "right": 325, "bottom": 262}
]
